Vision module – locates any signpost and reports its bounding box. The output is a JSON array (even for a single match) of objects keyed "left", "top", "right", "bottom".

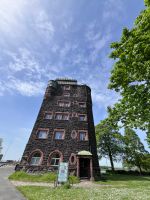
[{"left": 58, "top": 162, "right": 69, "bottom": 183}]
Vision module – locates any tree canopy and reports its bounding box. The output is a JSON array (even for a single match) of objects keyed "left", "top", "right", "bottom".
[
  {"left": 123, "top": 128, "right": 148, "bottom": 173},
  {"left": 96, "top": 119, "right": 124, "bottom": 171},
  {"left": 108, "top": 0, "right": 150, "bottom": 143}
]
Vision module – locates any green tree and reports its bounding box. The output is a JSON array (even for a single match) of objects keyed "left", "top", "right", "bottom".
[
  {"left": 96, "top": 119, "right": 124, "bottom": 171},
  {"left": 108, "top": 0, "right": 150, "bottom": 144},
  {"left": 123, "top": 128, "right": 148, "bottom": 174},
  {"left": 140, "top": 153, "right": 150, "bottom": 171}
]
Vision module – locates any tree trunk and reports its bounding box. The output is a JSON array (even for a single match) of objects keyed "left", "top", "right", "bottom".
[
  {"left": 138, "top": 165, "right": 142, "bottom": 175},
  {"left": 107, "top": 147, "right": 115, "bottom": 172}
]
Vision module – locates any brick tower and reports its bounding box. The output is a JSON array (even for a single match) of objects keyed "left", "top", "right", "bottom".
[{"left": 20, "top": 78, "right": 100, "bottom": 180}]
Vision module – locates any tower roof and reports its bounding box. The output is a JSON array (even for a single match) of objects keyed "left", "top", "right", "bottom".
[{"left": 55, "top": 78, "right": 77, "bottom": 85}]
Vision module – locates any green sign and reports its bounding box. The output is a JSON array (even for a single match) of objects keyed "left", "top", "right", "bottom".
[{"left": 58, "top": 162, "right": 68, "bottom": 183}]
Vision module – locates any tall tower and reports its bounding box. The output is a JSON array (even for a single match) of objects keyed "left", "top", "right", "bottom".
[{"left": 20, "top": 78, "right": 100, "bottom": 180}]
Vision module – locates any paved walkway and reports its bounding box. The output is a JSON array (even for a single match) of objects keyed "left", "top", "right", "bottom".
[{"left": 0, "top": 166, "right": 26, "bottom": 200}]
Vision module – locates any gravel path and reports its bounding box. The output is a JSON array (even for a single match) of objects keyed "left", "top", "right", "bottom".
[{"left": 11, "top": 180, "right": 111, "bottom": 188}]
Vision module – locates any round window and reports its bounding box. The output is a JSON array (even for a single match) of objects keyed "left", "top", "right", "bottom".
[
  {"left": 71, "top": 130, "right": 77, "bottom": 139},
  {"left": 69, "top": 154, "right": 77, "bottom": 165}
]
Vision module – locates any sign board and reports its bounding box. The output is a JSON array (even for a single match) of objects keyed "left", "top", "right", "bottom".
[{"left": 58, "top": 162, "right": 68, "bottom": 183}]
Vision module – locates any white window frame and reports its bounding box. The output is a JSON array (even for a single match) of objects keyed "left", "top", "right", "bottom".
[
  {"left": 79, "top": 131, "right": 88, "bottom": 141},
  {"left": 55, "top": 113, "right": 69, "bottom": 120},
  {"left": 64, "top": 92, "right": 70, "bottom": 97},
  {"left": 64, "top": 85, "right": 70, "bottom": 90},
  {"left": 37, "top": 130, "right": 48, "bottom": 139},
  {"left": 50, "top": 157, "right": 60, "bottom": 166},
  {"left": 45, "top": 113, "right": 53, "bottom": 119},
  {"left": 78, "top": 102, "right": 86, "bottom": 108},
  {"left": 58, "top": 101, "right": 70, "bottom": 107},
  {"left": 79, "top": 114, "right": 87, "bottom": 121},
  {"left": 54, "top": 131, "right": 65, "bottom": 140}
]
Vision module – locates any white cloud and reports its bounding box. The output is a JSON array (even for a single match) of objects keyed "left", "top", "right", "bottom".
[
  {"left": 7, "top": 78, "right": 45, "bottom": 96},
  {"left": 7, "top": 48, "right": 40, "bottom": 72},
  {"left": 0, "top": 81, "right": 6, "bottom": 96},
  {"left": 85, "top": 23, "right": 111, "bottom": 63},
  {"left": 0, "top": 48, "right": 49, "bottom": 96},
  {"left": 59, "top": 43, "right": 72, "bottom": 58},
  {"left": 35, "top": 10, "right": 55, "bottom": 40},
  {"left": 0, "top": 0, "right": 26, "bottom": 33},
  {"left": 102, "top": 0, "right": 124, "bottom": 21},
  {"left": 92, "top": 90, "right": 119, "bottom": 109}
]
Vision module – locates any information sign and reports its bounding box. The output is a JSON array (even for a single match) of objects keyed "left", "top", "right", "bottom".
[{"left": 58, "top": 162, "right": 68, "bottom": 183}]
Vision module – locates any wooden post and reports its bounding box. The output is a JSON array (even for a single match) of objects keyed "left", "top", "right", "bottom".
[
  {"left": 90, "top": 158, "right": 94, "bottom": 181},
  {"left": 77, "top": 157, "right": 79, "bottom": 178}
]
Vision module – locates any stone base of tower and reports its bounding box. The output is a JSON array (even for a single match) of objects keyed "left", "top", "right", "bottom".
[
  {"left": 18, "top": 164, "right": 101, "bottom": 181},
  {"left": 18, "top": 150, "right": 101, "bottom": 181}
]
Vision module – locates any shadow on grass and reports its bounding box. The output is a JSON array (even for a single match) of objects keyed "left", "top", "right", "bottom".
[{"left": 97, "top": 173, "right": 150, "bottom": 183}]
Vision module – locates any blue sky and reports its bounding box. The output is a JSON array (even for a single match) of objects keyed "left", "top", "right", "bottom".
[{"left": 0, "top": 0, "right": 147, "bottom": 166}]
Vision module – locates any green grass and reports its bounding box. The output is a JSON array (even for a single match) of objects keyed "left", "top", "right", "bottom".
[
  {"left": 9, "top": 171, "right": 57, "bottom": 182},
  {"left": 9, "top": 171, "right": 79, "bottom": 184},
  {"left": 17, "top": 174, "right": 150, "bottom": 200},
  {"left": 97, "top": 173, "right": 150, "bottom": 188}
]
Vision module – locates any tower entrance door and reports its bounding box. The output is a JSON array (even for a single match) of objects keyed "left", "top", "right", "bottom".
[
  {"left": 79, "top": 158, "right": 90, "bottom": 178},
  {"left": 77, "top": 151, "right": 94, "bottom": 181}
]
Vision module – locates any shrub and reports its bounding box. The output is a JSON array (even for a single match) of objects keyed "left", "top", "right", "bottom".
[
  {"left": 69, "top": 175, "right": 80, "bottom": 184},
  {"left": 61, "top": 182, "right": 71, "bottom": 189}
]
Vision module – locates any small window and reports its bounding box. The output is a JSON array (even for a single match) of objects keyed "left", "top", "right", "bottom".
[
  {"left": 44, "top": 113, "right": 53, "bottom": 119},
  {"left": 54, "top": 131, "right": 65, "bottom": 140},
  {"left": 73, "top": 101, "right": 78, "bottom": 105},
  {"left": 64, "top": 85, "right": 70, "bottom": 90},
  {"left": 79, "top": 131, "right": 88, "bottom": 141},
  {"left": 58, "top": 101, "right": 64, "bottom": 107},
  {"left": 79, "top": 114, "right": 87, "bottom": 121},
  {"left": 50, "top": 153, "right": 61, "bottom": 166},
  {"left": 78, "top": 102, "right": 86, "bottom": 108},
  {"left": 69, "top": 154, "right": 77, "bottom": 165},
  {"left": 37, "top": 130, "right": 48, "bottom": 139},
  {"left": 64, "top": 92, "right": 70, "bottom": 97},
  {"left": 55, "top": 114, "right": 63, "bottom": 120},
  {"left": 64, "top": 101, "right": 70, "bottom": 107},
  {"left": 63, "top": 114, "right": 69, "bottom": 120},
  {"left": 72, "top": 113, "right": 77, "bottom": 118},
  {"left": 71, "top": 130, "right": 77, "bottom": 139},
  {"left": 73, "top": 94, "right": 78, "bottom": 97},
  {"left": 58, "top": 101, "right": 70, "bottom": 107},
  {"left": 30, "top": 152, "right": 41, "bottom": 165},
  {"left": 55, "top": 113, "right": 69, "bottom": 120}
]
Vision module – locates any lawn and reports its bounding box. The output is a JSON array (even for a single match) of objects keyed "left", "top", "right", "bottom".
[
  {"left": 15, "top": 174, "right": 150, "bottom": 200},
  {"left": 9, "top": 171, "right": 79, "bottom": 183}
]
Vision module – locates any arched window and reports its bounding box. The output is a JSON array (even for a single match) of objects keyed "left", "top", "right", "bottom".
[
  {"left": 48, "top": 151, "right": 63, "bottom": 167},
  {"left": 30, "top": 152, "right": 42, "bottom": 165}
]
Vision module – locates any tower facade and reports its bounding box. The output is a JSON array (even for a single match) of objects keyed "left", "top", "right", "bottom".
[{"left": 20, "top": 79, "right": 100, "bottom": 179}]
